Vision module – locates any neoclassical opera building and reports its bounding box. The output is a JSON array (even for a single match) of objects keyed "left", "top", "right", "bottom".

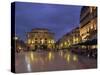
[
  {"left": 27, "top": 28, "right": 55, "bottom": 51},
  {"left": 80, "top": 6, "right": 97, "bottom": 42}
]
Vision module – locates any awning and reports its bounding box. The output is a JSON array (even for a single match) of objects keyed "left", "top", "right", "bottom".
[{"left": 73, "top": 39, "right": 97, "bottom": 46}]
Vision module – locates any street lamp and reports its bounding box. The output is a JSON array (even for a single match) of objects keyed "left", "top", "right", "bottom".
[{"left": 14, "top": 36, "right": 18, "bottom": 40}]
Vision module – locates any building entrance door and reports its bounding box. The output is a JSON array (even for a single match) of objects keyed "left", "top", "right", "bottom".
[
  {"left": 40, "top": 45, "right": 47, "bottom": 50},
  {"left": 35, "top": 44, "right": 47, "bottom": 50}
]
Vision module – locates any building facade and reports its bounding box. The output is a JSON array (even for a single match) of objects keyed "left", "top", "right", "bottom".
[
  {"left": 57, "top": 27, "right": 81, "bottom": 49},
  {"left": 80, "top": 6, "right": 97, "bottom": 42},
  {"left": 27, "top": 28, "right": 55, "bottom": 51}
]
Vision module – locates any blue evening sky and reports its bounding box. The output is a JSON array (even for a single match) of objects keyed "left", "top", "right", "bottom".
[{"left": 15, "top": 2, "right": 82, "bottom": 41}]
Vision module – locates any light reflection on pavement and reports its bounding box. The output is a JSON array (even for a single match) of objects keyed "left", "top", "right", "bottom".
[{"left": 15, "top": 50, "right": 97, "bottom": 73}]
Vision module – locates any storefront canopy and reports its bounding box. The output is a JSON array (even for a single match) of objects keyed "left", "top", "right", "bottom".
[{"left": 74, "top": 39, "right": 97, "bottom": 46}]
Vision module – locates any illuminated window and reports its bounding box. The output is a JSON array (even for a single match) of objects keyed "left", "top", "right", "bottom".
[
  {"left": 90, "top": 7, "right": 93, "bottom": 13},
  {"left": 91, "top": 45, "right": 97, "bottom": 49},
  {"left": 18, "top": 46, "right": 21, "bottom": 50},
  {"left": 94, "top": 24, "right": 97, "bottom": 30},
  {"left": 87, "top": 28, "right": 90, "bottom": 32},
  {"left": 51, "top": 40, "right": 54, "bottom": 43},
  {"left": 76, "top": 38, "right": 79, "bottom": 42},
  {"left": 48, "top": 40, "right": 51, "bottom": 43},
  {"left": 28, "top": 39, "right": 31, "bottom": 44},
  {"left": 64, "top": 42, "right": 67, "bottom": 45},
  {"left": 32, "top": 40, "right": 35, "bottom": 44},
  {"left": 41, "top": 39, "right": 44, "bottom": 44},
  {"left": 60, "top": 43, "right": 63, "bottom": 47},
  {"left": 91, "top": 24, "right": 93, "bottom": 29}
]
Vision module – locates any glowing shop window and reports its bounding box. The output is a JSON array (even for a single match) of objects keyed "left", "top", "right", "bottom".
[
  {"left": 32, "top": 40, "right": 35, "bottom": 43},
  {"left": 41, "top": 39, "right": 44, "bottom": 44},
  {"left": 51, "top": 40, "right": 54, "bottom": 43},
  {"left": 28, "top": 39, "right": 31, "bottom": 44},
  {"left": 48, "top": 40, "right": 51, "bottom": 43}
]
